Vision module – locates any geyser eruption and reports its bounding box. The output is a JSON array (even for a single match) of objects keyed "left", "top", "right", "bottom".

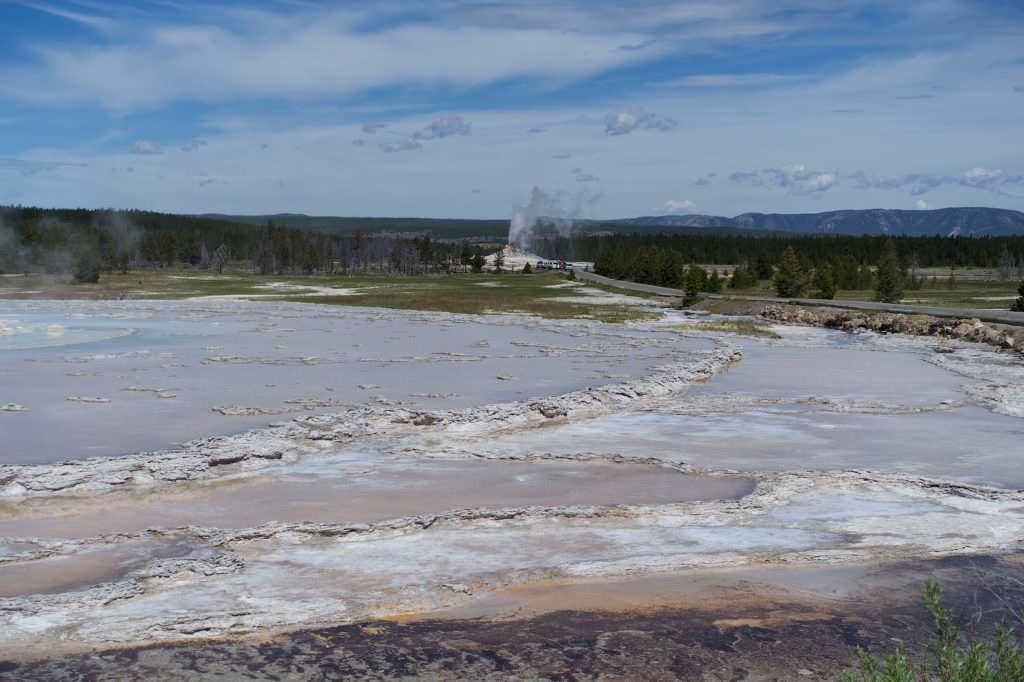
[{"left": 507, "top": 186, "right": 600, "bottom": 255}]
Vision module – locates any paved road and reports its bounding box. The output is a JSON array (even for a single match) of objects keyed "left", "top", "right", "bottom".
[{"left": 576, "top": 269, "right": 1024, "bottom": 327}]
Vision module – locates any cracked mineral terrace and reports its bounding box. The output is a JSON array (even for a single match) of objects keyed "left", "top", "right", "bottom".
[{"left": 0, "top": 300, "right": 1022, "bottom": 676}]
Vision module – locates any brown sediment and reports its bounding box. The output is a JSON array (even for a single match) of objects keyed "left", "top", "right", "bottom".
[
  {"left": 0, "top": 462, "right": 754, "bottom": 540},
  {"left": 2, "top": 555, "right": 1019, "bottom": 681},
  {"left": 399, "top": 563, "right": 892, "bottom": 624}
]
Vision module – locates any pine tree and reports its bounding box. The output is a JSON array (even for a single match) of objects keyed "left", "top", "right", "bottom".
[
  {"left": 470, "top": 247, "right": 486, "bottom": 274},
  {"left": 522, "top": 262, "right": 533, "bottom": 274},
  {"left": 1012, "top": 281, "right": 1024, "bottom": 312},
  {"left": 875, "top": 240, "right": 904, "bottom": 303},
  {"left": 772, "top": 247, "right": 809, "bottom": 298},
  {"left": 493, "top": 248, "right": 505, "bottom": 273},
  {"left": 754, "top": 253, "right": 774, "bottom": 281},
  {"left": 682, "top": 265, "right": 703, "bottom": 306},
  {"left": 71, "top": 248, "right": 101, "bottom": 284},
  {"left": 812, "top": 263, "right": 836, "bottom": 299},
  {"left": 707, "top": 270, "right": 723, "bottom": 293},
  {"left": 730, "top": 266, "right": 757, "bottom": 289}
]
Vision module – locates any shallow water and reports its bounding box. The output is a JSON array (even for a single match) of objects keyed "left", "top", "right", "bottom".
[
  {"left": 2, "top": 306, "right": 1023, "bottom": 655},
  {"left": 687, "top": 340, "right": 967, "bottom": 407},
  {"left": 479, "top": 406, "right": 1024, "bottom": 487},
  {"left": 0, "top": 537, "right": 197, "bottom": 597},
  {"left": 470, "top": 332, "right": 1024, "bottom": 487},
  {"left": 0, "top": 456, "right": 754, "bottom": 539},
  {"left": 0, "top": 300, "right": 709, "bottom": 464}
]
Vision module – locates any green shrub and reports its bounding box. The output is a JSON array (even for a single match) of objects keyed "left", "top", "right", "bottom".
[
  {"left": 837, "top": 580, "right": 1023, "bottom": 682},
  {"left": 1011, "top": 282, "right": 1024, "bottom": 312}
]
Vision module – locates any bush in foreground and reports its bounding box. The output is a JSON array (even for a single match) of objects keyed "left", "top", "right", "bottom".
[
  {"left": 837, "top": 580, "right": 1023, "bottom": 681},
  {"left": 1012, "top": 282, "right": 1024, "bottom": 312}
]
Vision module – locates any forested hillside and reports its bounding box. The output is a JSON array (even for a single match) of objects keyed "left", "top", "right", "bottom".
[
  {"left": 199, "top": 214, "right": 509, "bottom": 240},
  {"left": 580, "top": 233, "right": 1024, "bottom": 290},
  {"left": 0, "top": 206, "right": 461, "bottom": 279}
]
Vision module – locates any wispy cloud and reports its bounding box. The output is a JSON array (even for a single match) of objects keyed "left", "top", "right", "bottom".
[
  {"left": 411, "top": 115, "right": 471, "bottom": 141},
  {"left": 849, "top": 167, "right": 1024, "bottom": 196},
  {"left": 131, "top": 140, "right": 163, "bottom": 155},
  {"left": 657, "top": 73, "right": 803, "bottom": 88},
  {"left": 378, "top": 115, "right": 471, "bottom": 153},
  {"left": 604, "top": 107, "right": 677, "bottom": 135},
  {"left": 730, "top": 165, "right": 836, "bottom": 195},
  {"left": 378, "top": 138, "right": 422, "bottom": 153},
  {"left": 19, "top": 1, "right": 113, "bottom": 31},
  {"left": 179, "top": 138, "right": 207, "bottom": 152},
  {"left": 664, "top": 199, "right": 695, "bottom": 212},
  {"left": 4, "top": 7, "right": 658, "bottom": 111},
  {"left": 0, "top": 157, "right": 86, "bottom": 175},
  {"left": 572, "top": 167, "right": 599, "bottom": 183},
  {"left": 728, "top": 165, "right": 1024, "bottom": 198}
]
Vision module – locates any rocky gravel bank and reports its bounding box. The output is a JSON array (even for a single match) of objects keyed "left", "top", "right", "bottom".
[{"left": 762, "top": 304, "right": 1020, "bottom": 352}]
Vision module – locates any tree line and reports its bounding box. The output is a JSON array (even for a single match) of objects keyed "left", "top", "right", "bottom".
[
  {"left": 0, "top": 206, "right": 470, "bottom": 280},
  {"left": 593, "top": 236, "right": 1024, "bottom": 306},
  {"left": 542, "top": 232, "right": 1024, "bottom": 274}
]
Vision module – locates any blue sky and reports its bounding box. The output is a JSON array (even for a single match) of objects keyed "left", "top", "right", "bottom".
[{"left": 0, "top": 0, "right": 1022, "bottom": 218}]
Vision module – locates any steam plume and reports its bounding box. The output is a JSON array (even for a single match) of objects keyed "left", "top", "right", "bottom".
[{"left": 507, "top": 186, "right": 600, "bottom": 253}]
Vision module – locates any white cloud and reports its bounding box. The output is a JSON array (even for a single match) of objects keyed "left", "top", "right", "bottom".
[
  {"left": 0, "top": 157, "right": 86, "bottom": 176},
  {"left": 180, "top": 139, "right": 207, "bottom": 152},
  {"left": 916, "top": 198, "right": 929, "bottom": 209},
  {"left": 664, "top": 199, "right": 695, "bottom": 212},
  {"left": 657, "top": 73, "right": 802, "bottom": 88},
  {"left": 378, "top": 138, "right": 423, "bottom": 153},
  {"left": 850, "top": 167, "right": 1023, "bottom": 196},
  {"left": 4, "top": 16, "right": 1024, "bottom": 219},
  {"left": 20, "top": 2, "right": 113, "bottom": 31},
  {"left": 963, "top": 167, "right": 1003, "bottom": 184},
  {"left": 378, "top": 115, "right": 471, "bottom": 153},
  {"left": 729, "top": 165, "right": 836, "bottom": 195},
  {"left": 5, "top": 11, "right": 659, "bottom": 112},
  {"left": 131, "top": 140, "right": 163, "bottom": 155},
  {"left": 412, "top": 115, "right": 471, "bottom": 141},
  {"left": 604, "top": 108, "right": 677, "bottom": 135},
  {"left": 572, "top": 167, "right": 599, "bottom": 183}
]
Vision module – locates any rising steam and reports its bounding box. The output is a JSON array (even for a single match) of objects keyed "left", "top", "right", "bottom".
[{"left": 507, "top": 186, "right": 600, "bottom": 254}]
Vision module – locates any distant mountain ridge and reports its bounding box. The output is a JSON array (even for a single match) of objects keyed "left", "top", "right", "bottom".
[
  {"left": 198, "top": 207, "right": 1024, "bottom": 239},
  {"left": 614, "top": 207, "right": 1024, "bottom": 237}
]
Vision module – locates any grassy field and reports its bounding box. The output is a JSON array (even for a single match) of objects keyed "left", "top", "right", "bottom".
[
  {"left": 681, "top": 320, "right": 781, "bottom": 338},
  {"left": 726, "top": 275, "right": 1021, "bottom": 310},
  {"left": 0, "top": 270, "right": 662, "bottom": 323}
]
